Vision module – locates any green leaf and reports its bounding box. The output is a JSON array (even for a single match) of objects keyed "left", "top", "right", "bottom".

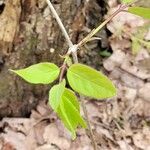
[
  {"left": 67, "top": 63, "right": 117, "bottom": 99},
  {"left": 121, "top": 0, "right": 134, "bottom": 4},
  {"left": 10, "top": 62, "right": 60, "bottom": 84},
  {"left": 49, "top": 87, "right": 87, "bottom": 139},
  {"left": 57, "top": 88, "right": 87, "bottom": 139},
  {"left": 128, "top": 7, "right": 150, "bottom": 19},
  {"left": 62, "top": 88, "right": 80, "bottom": 111},
  {"left": 49, "top": 79, "right": 66, "bottom": 111}
]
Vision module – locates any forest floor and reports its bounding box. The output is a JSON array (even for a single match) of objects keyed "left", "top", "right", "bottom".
[{"left": 0, "top": 0, "right": 150, "bottom": 150}]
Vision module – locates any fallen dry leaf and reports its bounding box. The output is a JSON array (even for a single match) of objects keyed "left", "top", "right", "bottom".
[
  {"left": 138, "top": 83, "right": 150, "bottom": 102},
  {"left": 43, "top": 123, "right": 71, "bottom": 150},
  {"left": 103, "top": 50, "right": 126, "bottom": 71}
]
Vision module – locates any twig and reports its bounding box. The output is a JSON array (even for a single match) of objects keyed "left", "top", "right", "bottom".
[
  {"left": 46, "top": 0, "right": 73, "bottom": 47},
  {"left": 77, "top": 4, "right": 128, "bottom": 47},
  {"left": 80, "top": 95, "right": 98, "bottom": 150},
  {"left": 46, "top": 0, "right": 97, "bottom": 149},
  {"left": 59, "top": 63, "right": 67, "bottom": 83}
]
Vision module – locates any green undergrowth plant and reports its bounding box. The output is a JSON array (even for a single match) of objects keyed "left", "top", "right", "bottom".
[
  {"left": 10, "top": 61, "right": 116, "bottom": 139},
  {"left": 10, "top": 0, "right": 150, "bottom": 149}
]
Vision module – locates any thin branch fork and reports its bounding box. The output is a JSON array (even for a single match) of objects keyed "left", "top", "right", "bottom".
[
  {"left": 45, "top": 0, "right": 134, "bottom": 149},
  {"left": 46, "top": 0, "right": 97, "bottom": 149}
]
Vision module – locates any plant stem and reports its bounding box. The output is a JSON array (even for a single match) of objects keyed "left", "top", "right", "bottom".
[
  {"left": 80, "top": 95, "right": 98, "bottom": 150},
  {"left": 77, "top": 4, "right": 128, "bottom": 47},
  {"left": 46, "top": 0, "right": 73, "bottom": 48},
  {"left": 59, "top": 63, "right": 67, "bottom": 83}
]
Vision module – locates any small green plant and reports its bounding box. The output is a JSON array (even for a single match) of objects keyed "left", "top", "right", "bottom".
[
  {"left": 10, "top": 62, "right": 116, "bottom": 139},
  {"left": 10, "top": 0, "right": 150, "bottom": 149}
]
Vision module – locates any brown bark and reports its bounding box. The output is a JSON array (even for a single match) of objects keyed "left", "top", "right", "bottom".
[{"left": 0, "top": 0, "right": 108, "bottom": 117}]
